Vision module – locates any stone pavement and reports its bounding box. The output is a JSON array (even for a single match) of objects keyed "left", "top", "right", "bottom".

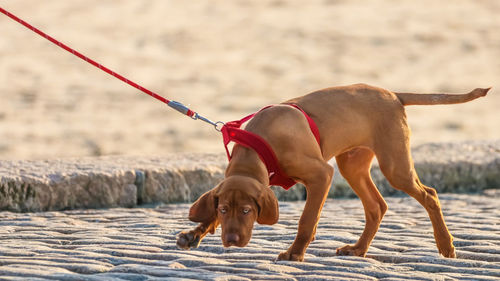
[
  {"left": 1, "top": 140, "right": 500, "bottom": 212},
  {"left": 0, "top": 193, "right": 499, "bottom": 280}
]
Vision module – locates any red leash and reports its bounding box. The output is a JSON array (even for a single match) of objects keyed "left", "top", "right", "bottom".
[{"left": 0, "top": 6, "right": 223, "bottom": 130}]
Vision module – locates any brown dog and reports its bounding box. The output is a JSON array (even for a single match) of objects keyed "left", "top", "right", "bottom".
[{"left": 176, "top": 83, "right": 489, "bottom": 261}]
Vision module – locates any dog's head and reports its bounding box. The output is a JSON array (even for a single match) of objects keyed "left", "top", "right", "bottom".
[{"left": 188, "top": 175, "right": 279, "bottom": 247}]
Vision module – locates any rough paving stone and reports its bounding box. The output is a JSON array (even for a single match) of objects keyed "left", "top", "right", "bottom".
[
  {"left": 1, "top": 140, "right": 500, "bottom": 211},
  {"left": 0, "top": 153, "right": 226, "bottom": 212},
  {"left": 0, "top": 194, "right": 499, "bottom": 280}
]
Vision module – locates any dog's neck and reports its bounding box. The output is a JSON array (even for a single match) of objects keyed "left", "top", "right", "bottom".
[{"left": 225, "top": 144, "right": 270, "bottom": 186}]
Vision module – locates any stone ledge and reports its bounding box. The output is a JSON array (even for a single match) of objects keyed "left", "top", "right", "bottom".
[
  {"left": 0, "top": 154, "right": 226, "bottom": 212},
  {"left": 1, "top": 140, "right": 499, "bottom": 212}
]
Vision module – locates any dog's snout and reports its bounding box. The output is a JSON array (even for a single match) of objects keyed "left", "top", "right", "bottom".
[{"left": 225, "top": 233, "right": 240, "bottom": 245}]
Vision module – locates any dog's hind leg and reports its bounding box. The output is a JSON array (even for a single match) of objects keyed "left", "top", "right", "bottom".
[
  {"left": 335, "top": 147, "right": 388, "bottom": 257},
  {"left": 374, "top": 121, "right": 456, "bottom": 258}
]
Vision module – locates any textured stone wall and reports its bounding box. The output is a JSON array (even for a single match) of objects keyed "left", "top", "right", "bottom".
[{"left": 0, "top": 140, "right": 499, "bottom": 212}]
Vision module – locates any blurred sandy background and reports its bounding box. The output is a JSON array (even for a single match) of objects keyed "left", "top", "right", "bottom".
[{"left": 0, "top": 0, "right": 498, "bottom": 160}]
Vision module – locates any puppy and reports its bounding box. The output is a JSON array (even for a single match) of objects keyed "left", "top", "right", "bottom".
[{"left": 177, "top": 84, "right": 489, "bottom": 261}]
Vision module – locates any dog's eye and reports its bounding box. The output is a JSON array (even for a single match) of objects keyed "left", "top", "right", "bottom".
[
  {"left": 242, "top": 208, "right": 250, "bottom": 215},
  {"left": 219, "top": 207, "right": 227, "bottom": 214}
]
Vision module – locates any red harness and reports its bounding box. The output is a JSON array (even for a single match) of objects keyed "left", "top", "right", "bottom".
[{"left": 221, "top": 104, "right": 321, "bottom": 190}]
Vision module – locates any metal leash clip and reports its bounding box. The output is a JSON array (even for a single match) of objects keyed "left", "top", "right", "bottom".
[{"left": 168, "top": 101, "right": 224, "bottom": 132}]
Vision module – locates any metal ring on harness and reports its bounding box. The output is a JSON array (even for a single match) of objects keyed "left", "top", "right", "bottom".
[{"left": 214, "top": 121, "right": 225, "bottom": 132}]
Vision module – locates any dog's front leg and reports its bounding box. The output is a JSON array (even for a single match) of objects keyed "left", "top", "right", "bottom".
[
  {"left": 177, "top": 220, "right": 219, "bottom": 250},
  {"left": 278, "top": 164, "right": 333, "bottom": 261}
]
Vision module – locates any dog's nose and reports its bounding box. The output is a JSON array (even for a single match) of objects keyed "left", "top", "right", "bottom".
[{"left": 225, "top": 233, "right": 240, "bottom": 245}]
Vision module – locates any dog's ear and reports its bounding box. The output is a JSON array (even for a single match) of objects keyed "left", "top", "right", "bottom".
[
  {"left": 256, "top": 186, "right": 279, "bottom": 225},
  {"left": 188, "top": 183, "right": 221, "bottom": 224}
]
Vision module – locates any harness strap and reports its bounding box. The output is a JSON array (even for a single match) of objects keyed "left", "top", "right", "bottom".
[
  {"left": 221, "top": 104, "right": 320, "bottom": 189},
  {"left": 286, "top": 104, "right": 321, "bottom": 144},
  {"left": 221, "top": 124, "right": 281, "bottom": 176}
]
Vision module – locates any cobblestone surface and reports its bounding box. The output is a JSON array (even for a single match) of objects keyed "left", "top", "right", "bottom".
[{"left": 0, "top": 194, "right": 499, "bottom": 280}]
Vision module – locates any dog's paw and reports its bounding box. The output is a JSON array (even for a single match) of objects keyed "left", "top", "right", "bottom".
[
  {"left": 336, "top": 244, "right": 367, "bottom": 257},
  {"left": 439, "top": 245, "right": 456, "bottom": 258},
  {"left": 276, "top": 250, "right": 304, "bottom": 262},
  {"left": 176, "top": 230, "right": 202, "bottom": 250}
]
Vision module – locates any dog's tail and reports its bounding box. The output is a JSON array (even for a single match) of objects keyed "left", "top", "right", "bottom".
[{"left": 395, "top": 87, "right": 491, "bottom": 106}]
